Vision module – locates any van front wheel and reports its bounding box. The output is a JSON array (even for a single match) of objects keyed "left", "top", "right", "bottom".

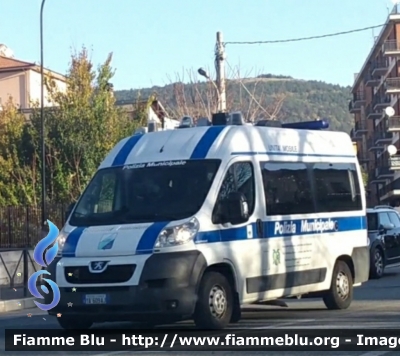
[
  {"left": 193, "top": 272, "right": 233, "bottom": 329},
  {"left": 323, "top": 260, "right": 353, "bottom": 310}
]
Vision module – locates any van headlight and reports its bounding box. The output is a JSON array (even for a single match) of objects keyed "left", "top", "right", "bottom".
[
  {"left": 56, "top": 231, "right": 68, "bottom": 256},
  {"left": 367, "top": 237, "right": 370, "bottom": 246},
  {"left": 154, "top": 217, "right": 199, "bottom": 248}
]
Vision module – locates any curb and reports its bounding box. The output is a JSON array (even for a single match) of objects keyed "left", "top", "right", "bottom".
[{"left": 0, "top": 297, "right": 36, "bottom": 313}]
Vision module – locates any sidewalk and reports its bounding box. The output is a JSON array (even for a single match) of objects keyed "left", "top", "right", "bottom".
[{"left": 0, "top": 286, "right": 35, "bottom": 313}]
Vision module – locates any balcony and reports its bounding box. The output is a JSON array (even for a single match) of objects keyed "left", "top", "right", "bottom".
[
  {"left": 374, "top": 131, "right": 393, "bottom": 144},
  {"left": 354, "top": 120, "right": 368, "bottom": 135},
  {"left": 350, "top": 128, "right": 362, "bottom": 141},
  {"left": 387, "top": 116, "right": 400, "bottom": 132},
  {"left": 377, "top": 166, "right": 394, "bottom": 179},
  {"left": 368, "top": 137, "right": 385, "bottom": 152},
  {"left": 371, "top": 60, "right": 389, "bottom": 77},
  {"left": 365, "top": 73, "right": 380, "bottom": 87},
  {"left": 385, "top": 77, "right": 400, "bottom": 94},
  {"left": 366, "top": 104, "right": 383, "bottom": 120},
  {"left": 372, "top": 95, "right": 391, "bottom": 110},
  {"left": 379, "top": 176, "right": 400, "bottom": 197},
  {"left": 389, "top": 155, "right": 400, "bottom": 170},
  {"left": 369, "top": 169, "right": 386, "bottom": 184},
  {"left": 383, "top": 40, "right": 400, "bottom": 56},
  {"left": 357, "top": 153, "right": 370, "bottom": 163},
  {"left": 349, "top": 91, "right": 366, "bottom": 113}
]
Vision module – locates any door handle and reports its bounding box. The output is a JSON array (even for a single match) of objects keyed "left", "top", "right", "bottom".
[{"left": 256, "top": 219, "right": 263, "bottom": 238}]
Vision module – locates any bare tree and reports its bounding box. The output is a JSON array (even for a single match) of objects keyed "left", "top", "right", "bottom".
[{"left": 160, "top": 64, "right": 287, "bottom": 123}]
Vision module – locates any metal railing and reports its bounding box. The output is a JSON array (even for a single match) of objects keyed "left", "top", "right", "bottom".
[
  {"left": 372, "top": 95, "right": 391, "bottom": 108},
  {"left": 379, "top": 176, "right": 400, "bottom": 197},
  {"left": 353, "top": 91, "right": 365, "bottom": 101},
  {"left": 384, "top": 40, "right": 400, "bottom": 53},
  {"left": 377, "top": 166, "right": 394, "bottom": 177},
  {"left": 389, "top": 155, "right": 400, "bottom": 169},
  {"left": 369, "top": 169, "right": 386, "bottom": 183},
  {"left": 357, "top": 153, "right": 370, "bottom": 162},
  {"left": 374, "top": 131, "right": 393, "bottom": 142},
  {"left": 355, "top": 120, "right": 367, "bottom": 132},
  {"left": 387, "top": 116, "right": 400, "bottom": 131},
  {"left": 366, "top": 104, "right": 383, "bottom": 119},
  {"left": 0, "top": 204, "right": 66, "bottom": 249},
  {"left": 385, "top": 77, "right": 400, "bottom": 91},
  {"left": 371, "top": 59, "right": 389, "bottom": 71},
  {"left": 0, "top": 248, "right": 38, "bottom": 300}
]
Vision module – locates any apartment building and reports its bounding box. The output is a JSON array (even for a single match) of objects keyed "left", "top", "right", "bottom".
[{"left": 350, "top": 4, "right": 400, "bottom": 206}]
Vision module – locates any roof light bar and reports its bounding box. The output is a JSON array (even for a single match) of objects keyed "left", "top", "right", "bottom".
[{"left": 281, "top": 120, "right": 329, "bottom": 130}]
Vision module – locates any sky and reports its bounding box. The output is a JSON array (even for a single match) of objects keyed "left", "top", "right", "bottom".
[{"left": 0, "top": 0, "right": 397, "bottom": 91}]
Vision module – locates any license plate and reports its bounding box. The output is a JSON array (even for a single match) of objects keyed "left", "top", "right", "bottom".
[{"left": 83, "top": 294, "right": 107, "bottom": 305}]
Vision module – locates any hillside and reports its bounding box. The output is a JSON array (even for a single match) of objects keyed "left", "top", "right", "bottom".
[{"left": 115, "top": 75, "right": 353, "bottom": 133}]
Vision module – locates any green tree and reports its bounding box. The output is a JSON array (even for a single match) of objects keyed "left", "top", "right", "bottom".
[
  {"left": 0, "top": 98, "right": 38, "bottom": 206},
  {"left": 361, "top": 166, "right": 368, "bottom": 188},
  {"left": 27, "top": 47, "right": 141, "bottom": 204}
]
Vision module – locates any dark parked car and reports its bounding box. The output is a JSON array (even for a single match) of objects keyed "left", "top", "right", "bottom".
[{"left": 367, "top": 206, "right": 400, "bottom": 279}]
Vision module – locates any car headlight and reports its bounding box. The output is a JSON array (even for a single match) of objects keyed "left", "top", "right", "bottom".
[
  {"left": 56, "top": 231, "right": 68, "bottom": 256},
  {"left": 154, "top": 217, "right": 200, "bottom": 249},
  {"left": 367, "top": 237, "right": 370, "bottom": 246}
]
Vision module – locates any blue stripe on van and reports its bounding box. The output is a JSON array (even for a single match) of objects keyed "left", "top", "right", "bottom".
[
  {"left": 136, "top": 221, "right": 170, "bottom": 255},
  {"left": 195, "top": 216, "right": 367, "bottom": 243},
  {"left": 190, "top": 126, "right": 226, "bottom": 159},
  {"left": 231, "top": 151, "right": 355, "bottom": 158},
  {"left": 62, "top": 227, "right": 87, "bottom": 257},
  {"left": 112, "top": 135, "right": 144, "bottom": 167}
]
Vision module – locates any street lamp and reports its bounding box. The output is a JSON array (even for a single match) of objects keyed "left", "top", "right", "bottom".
[
  {"left": 40, "top": 0, "right": 47, "bottom": 234},
  {"left": 197, "top": 67, "right": 221, "bottom": 111}
]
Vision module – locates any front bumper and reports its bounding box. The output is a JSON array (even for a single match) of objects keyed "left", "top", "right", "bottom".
[
  {"left": 44, "top": 250, "right": 207, "bottom": 323},
  {"left": 47, "top": 285, "right": 196, "bottom": 323}
]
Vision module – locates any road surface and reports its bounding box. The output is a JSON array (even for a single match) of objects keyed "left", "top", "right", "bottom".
[{"left": 1, "top": 266, "right": 399, "bottom": 356}]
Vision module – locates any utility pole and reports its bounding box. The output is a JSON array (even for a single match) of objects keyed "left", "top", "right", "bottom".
[
  {"left": 215, "top": 31, "right": 227, "bottom": 112},
  {"left": 40, "top": 0, "right": 47, "bottom": 236}
]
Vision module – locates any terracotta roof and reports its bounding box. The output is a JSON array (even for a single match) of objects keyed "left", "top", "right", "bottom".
[{"left": 0, "top": 55, "right": 35, "bottom": 70}]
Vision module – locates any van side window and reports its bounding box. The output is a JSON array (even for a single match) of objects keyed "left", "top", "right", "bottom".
[
  {"left": 212, "top": 162, "right": 255, "bottom": 224},
  {"left": 260, "top": 162, "right": 314, "bottom": 216},
  {"left": 313, "top": 163, "right": 362, "bottom": 212}
]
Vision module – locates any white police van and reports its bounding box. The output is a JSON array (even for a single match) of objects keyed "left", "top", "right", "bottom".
[{"left": 47, "top": 114, "right": 369, "bottom": 330}]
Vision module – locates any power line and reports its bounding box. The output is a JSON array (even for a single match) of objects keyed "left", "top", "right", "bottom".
[{"left": 224, "top": 24, "right": 385, "bottom": 45}]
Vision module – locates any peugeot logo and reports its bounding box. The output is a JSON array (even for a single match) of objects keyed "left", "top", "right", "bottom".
[{"left": 89, "top": 261, "right": 109, "bottom": 273}]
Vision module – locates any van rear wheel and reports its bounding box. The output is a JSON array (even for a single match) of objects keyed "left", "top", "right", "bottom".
[
  {"left": 323, "top": 260, "right": 353, "bottom": 310},
  {"left": 193, "top": 271, "right": 233, "bottom": 329}
]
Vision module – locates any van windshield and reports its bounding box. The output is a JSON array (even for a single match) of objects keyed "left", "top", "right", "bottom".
[{"left": 69, "top": 159, "right": 221, "bottom": 226}]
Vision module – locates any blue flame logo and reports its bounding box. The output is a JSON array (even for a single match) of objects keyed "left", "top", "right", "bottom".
[{"left": 28, "top": 220, "right": 61, "bottom": 311}]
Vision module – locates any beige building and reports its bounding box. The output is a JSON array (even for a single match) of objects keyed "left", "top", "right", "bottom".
[{"left": 0, "top": 55, "right": 66, "bottom": 112}]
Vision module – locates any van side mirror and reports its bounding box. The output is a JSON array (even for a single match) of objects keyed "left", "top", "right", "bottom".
[
  {"left": 221, "top": 192, "right": 249, "bottom": 225},
  {"left": 65, "top": 202, "right": 75, "bottom": 221}
]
